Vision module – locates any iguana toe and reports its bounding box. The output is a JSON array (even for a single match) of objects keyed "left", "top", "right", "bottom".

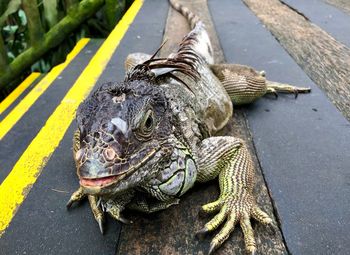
[
  {"left": 195, "top": 227, "right": 209, "bottom": 240},
  {"left": 207, "top": 242, "right": 216, "bottom": 255},
  {"left": 66, "top": 186, "right": 85, "bottom": 209},
  {"left": 97, "top": 217, "right": 104, "bottom": 234}
]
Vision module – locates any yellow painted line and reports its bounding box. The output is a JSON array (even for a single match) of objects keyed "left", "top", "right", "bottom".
[
  {"left": 0, "top": 72, "right": 41, "bottom": 116},
  {"left": 0, "top": 0, "right": 143, "bottom": 236},
  {"left": 0, "top": 38, "right": 90, "bottom": 140}
]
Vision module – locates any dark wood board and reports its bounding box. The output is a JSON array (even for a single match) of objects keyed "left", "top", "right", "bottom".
[
  {"left": 243, "top": 0, "right": 350, "bottom": 122},
  {"left": 212, "top": 0, "right": 350, "bottom": 254}
]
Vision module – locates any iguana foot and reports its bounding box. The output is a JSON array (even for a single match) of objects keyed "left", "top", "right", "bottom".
[
  {"left": 266, "top": 80, "right": 311, "bottom": 99},
  {"left": 88, "top": 195, "right": 105, "bottom": 234},
  {"left": 103, "top": 199, "right": 133, "bottom": 224},
  {"left": 66, "top": 186, "right": 86, "bottom": 208},
  {"left": 67, "top": 187, "right": 105, "bottom": 234},
  {"left": 266, "top": 87, "right": 278, "bottom": 99},
  {"left": 198, "top": 194, "right": 273, "bottom": 255},
  {"left": 196, "top": 136, "right": 275, "bottom": 254}
]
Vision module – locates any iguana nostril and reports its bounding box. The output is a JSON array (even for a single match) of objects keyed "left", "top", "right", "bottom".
[
  {"left": 104, "top": 148, "right": 116, "bottom": 161},
  {"left": 75, "top": 148, "right": 84, "bottom": 161}
]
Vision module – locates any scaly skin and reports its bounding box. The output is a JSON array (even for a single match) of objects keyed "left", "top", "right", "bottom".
[
  {"left": 67, "top": 0, "right": 310, "bottom": 254},
  {"left": 211, "top": 64, "right": 311, "bottom": 105}
]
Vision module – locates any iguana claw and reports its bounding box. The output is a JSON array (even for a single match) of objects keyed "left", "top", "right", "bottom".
[
  {"left": 195, "top": 227, "right": 208, "bottom": 240},
  {"left": 266, "top": 80, "right": 311, "bottom": 99},
  {"left": 88, "top": 195, "right": 105, "bottom": 234},
  {"left": 97, "top": 217, "right": 104, "bottom": 234},
  {"left": 294, "top": 89, "right": 299, "bottom": 99},
  {"left": 66, "top": 200, "right": 74, "bottom": 209},
  {"left": 266, "top": 221, "right": 277, "bottom": 235},
  {"left": 67, "top": 188, "right": 106, "bottom": 234},
  {"left": 207, "top": 243, "right": 215, "bottom": 255},
  {"left": 117, "top": 216, "right": 133, "bottom": 224},
  {"left": 66, "top": 187, "right": 85, "bottom": 209},
  {"left": 104, "top": 199, "right": 133, "bottom": 224}
]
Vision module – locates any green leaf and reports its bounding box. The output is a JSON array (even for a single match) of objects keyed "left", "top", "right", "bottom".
[
  {"left": 7, "top": 51, "right": 15, "bottom": 61},
  {"left": 0, "top": 0, "right": 21, "bottom": 27},
  {"left": 43, "top": 0, "right": 58, "bottom": 28},
  {"left": 18, "top": 9, "right": 27, "bottom": 26},
  {"left": 3, "top": 25, "right": 18, "bottom": 34}
]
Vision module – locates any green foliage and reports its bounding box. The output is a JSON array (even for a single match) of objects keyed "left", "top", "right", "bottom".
[
  {"left": 0, "top": 0, "right": 21, "bottom": 27},
  {"left": 2, "top": 7, "right": 27, "bottom": 62},
  {"left": 0, "top": 0, "right": 133, "bottom": 99},
  {"left": 43, "top": 0, "right": 59, "bottom": 28}
]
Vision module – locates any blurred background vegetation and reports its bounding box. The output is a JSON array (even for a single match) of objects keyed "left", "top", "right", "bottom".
[{"left": 0, "top": 0, "right": 133, "bottom": 100}]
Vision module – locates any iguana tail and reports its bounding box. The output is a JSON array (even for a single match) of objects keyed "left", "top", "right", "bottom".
[
  {"left": 169, "top": 0, "right": 214, "bottom": 64},
  {"left": 168, "top": 0, "right": 200, "bottom": 29}
]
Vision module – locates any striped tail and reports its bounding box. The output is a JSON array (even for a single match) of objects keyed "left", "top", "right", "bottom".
[
  {"left": 168, "top": 0, "right": 214, "bottom": 64},
  {"left": 169, "top": 0, "right": 200, "bottom": 29}
]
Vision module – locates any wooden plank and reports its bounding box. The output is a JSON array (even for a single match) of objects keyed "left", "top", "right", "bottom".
[
  {"left": 326, "top": 0, "right": 350, "bottom": 15},
  {"left": 243, "top": 0, "right": 350, "bottom": 122},
  {"left": 282, "top": 0, "right": 350, "bottom": 47},
  {"left": 211, "top": 1, "right": 350, "bottom": 254},
  {"left": 117, "top": 1, "right": 287, "bottom": 254}
]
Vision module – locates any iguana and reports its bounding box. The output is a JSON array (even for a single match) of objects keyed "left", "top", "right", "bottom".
[{"left": 67, "top": 0, "right": 310, "bottom": 254}]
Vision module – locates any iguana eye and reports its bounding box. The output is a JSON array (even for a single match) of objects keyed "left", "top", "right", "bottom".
[{"left": 137, "top": 109, "right": 155, "bottom": 138}]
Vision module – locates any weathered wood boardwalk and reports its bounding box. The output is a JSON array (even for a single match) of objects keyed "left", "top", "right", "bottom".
[{"left": 0, "top": 0, "right": 349, "bottom": 254}]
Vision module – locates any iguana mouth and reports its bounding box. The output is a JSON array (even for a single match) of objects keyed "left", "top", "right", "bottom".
[
  {"left": 80, "top": 174, "right": 125, "bottom": 188},
  {"left": 78, "top": 145, "right": 163, "bottom": 193}
]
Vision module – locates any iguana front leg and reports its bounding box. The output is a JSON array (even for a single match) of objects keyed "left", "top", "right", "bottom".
[
  {"left": 102, "top": 191, "right": 135, "bottom": 224},
  {"left": 197, "top": 136, "right": 273, "bottom": 254},
  {"left": 210, "top": 64, "right": 311, "bottom": 105},
  {"left": 66, "top": 187, "right": 105, "bottom": 233},
  {"left": 67, "top": 186, "right": 135, "bottom": 231}
]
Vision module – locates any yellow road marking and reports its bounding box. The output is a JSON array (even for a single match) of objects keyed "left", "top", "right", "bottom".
[
  {"left": 0, "top": 72, "right": 41, "bottom": 116},
  {"left": 0, "top": 38, "right": 90, "bottom": 140},
  {"left": 0, "top": 0, "right": 143, "bottom": 236}
]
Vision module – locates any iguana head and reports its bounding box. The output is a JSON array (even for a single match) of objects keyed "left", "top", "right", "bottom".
[
  {"left": 75, "top": 76, "right": 174, "bottom": 195},
  {"left": 74, "top": 54, "right": 199, "bottom": 195}
]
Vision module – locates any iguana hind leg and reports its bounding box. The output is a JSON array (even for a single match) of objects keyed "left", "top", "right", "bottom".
[
  {"left": 266, "top": 80, "right": 311, "bottom": 99},
  {"left": 210, "top": 63, "right": 310, "bottom": 105},
  {"left": 197, "top": 136, "right": 274, "bottom": 254}
]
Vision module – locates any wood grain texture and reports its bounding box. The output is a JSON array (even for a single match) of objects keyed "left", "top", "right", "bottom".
[
  {"left": 117, "top": 0, "right": 287, "bottom": 254},
  {"left": 243, "top": 0, "right": 350, "bottom": 122},
  {"left": 326, "top": 0, "right": 350, "bottom": 15}
]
